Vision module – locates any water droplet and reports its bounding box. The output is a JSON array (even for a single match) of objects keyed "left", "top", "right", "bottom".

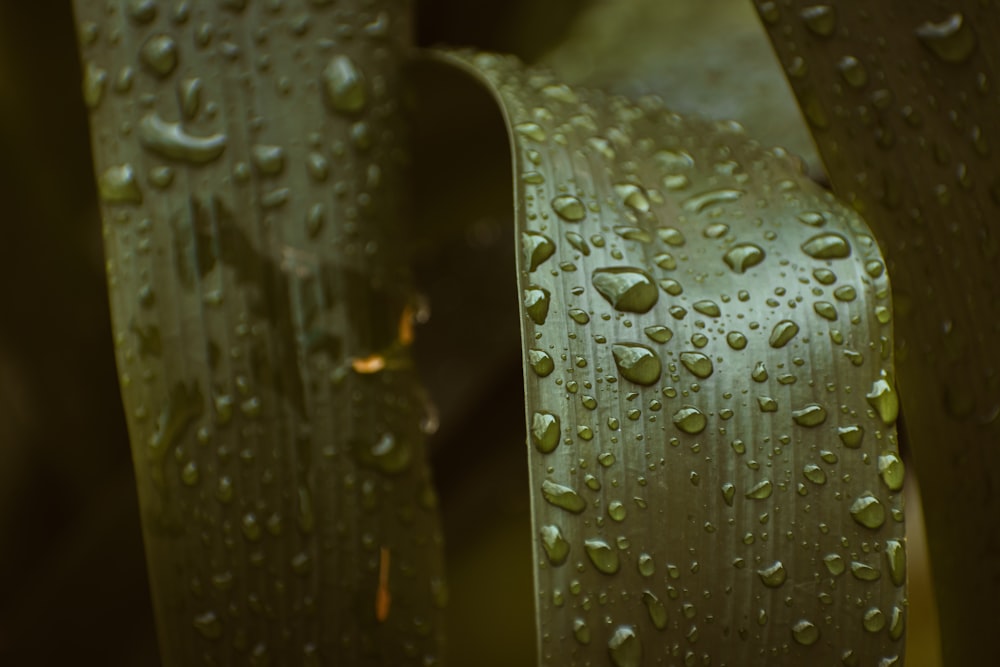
[
  {"left": 642, "top": 591, "right": 668, "bottom": 630},
  {"left": 679, "top": 351, "right": 714, "bottom": 379},
  {"left": 682, "top": 188, "right": 744, "bottom": 213},
  {"left": 724, "top": 243, "right": 766, "bottom": 273},
  {"left": 863, "top": 607, "right": 886, "bottom": 632},
  {"left": 140, "top": 35, "right": 178, "bottom": 78},
  {"left": 791, "top": 619, "right": 820, "bottom": 645},
  {"left": 615, "top": 183, "right": 651, "bottom": 212},
  {"left": 523, "top": 231, "right": 556, "bottom": 271},
  {"left": 792, "top": 403, "right": 827, "bottom": 427},
  {"left": 867, "top": 375, "right": 899, "bottom": 425},
  {"left": 824, "top": 553, "right": 845, "bottom": 575},
  {"left": 180, "top": 460, "right": 199, "bottom": 486},
  {"left": 838, "top": 55, "right": 868, "bottom": 88},
  {"left": 851, "top": 561, "right": 881, "bottom": 581},
  {"left": 541, "top": 479, "right": 586, "bottom": 513},
  {"left": 149, "top": 166, "right": 175, "bottom": 189},
  {"left": 179, "top": 77, "right": 202, "bottom": 119},
  {"left": 608, "top": 625, "right": 642, "bottom": 667},
  {"left": 672, "top": 406, "right": 707, "bottom": 434},
  {"left": 797, "top": 211, "right": 826, "bottom": 226},
  {"left": 838, "top": 424, "right": 864, "bottom": 448},
  {"left": 692, "top": 300, "right": 721, "bottom": 317},
  {"left": 751, "top": 362, "right": 768, "bottom": 382},
  {"left": 573, "top": 618, "right": 592, "bottom": 645},
  {"left": 321, "top": 55, "right": 366, "bottom": 113},
  {"left": 769, "top": 320, "right": 800, "bottom": 348},
  {"left": 539, "top": 524, "right": 570, "bottom": 565},
  {"left": 514, "top": 122, "right": 547, "bottom": 142},
  {"left": 82, "top": 62, "right": 108, "bottom": 109},
  {"left": 608, "top": 500, "right": 627, "bottom": 522},
  {"left": 552, "top": 194, "right": 586, "bottom": 221},
  {"left": 568, "top": 308, "right": 591, "bottom": 324},
  {"left": 644, "top": 325, "right": 673, "bottom": 344},
  {"left": 800, "top": 5, "right": 836, "bottom": 36},
  {"left": 657, "top": 227, "right": 686, "bottom": 246},
  {"left": 916, "top": 13, "right": 977, "bottom": 64},
  {"left": 803, "top": 464, "right": 827, "bottom": 484},
  {"left": 655, "top": 149, "right": 695, "bottom": 171},
  {"left": 252, "top": 144, "right": 286, "bottom": 175},
  {"left": 591, "top": 268, "right": 658, "bottom": 312},
  {"left": 878, "top": 452, "right": 905, "bottom": 491},
  {"left": 565, "top": 231, "right": 590, "bottom": 256},
  {"left": 99, "top": 164, "right": 143, "bottom": 204},
  {"left": 885, "top": 539, "right": 906, "bottom": 587},
  {"left": 193, "top": 611, "right": 223, "bottom": 639},
  {"left": 802, "top": 233, "right": 852, "bottom": 259},
  {"left": 127, "top": 0, "right": 157, "bottom": 23},
  {"left": 524, "top": 286, "right": 551, "bottom": 325},
  {"left": 139, "top": 113, "right": 227, "bottom": 163},
  {"left": 757, "top": 560, "right": 786, "bottom": 587},
  {"left": 612, "top": 343, "right": 662, "bottom": 386},
  {"left": 814, "top": 301, "right": 838, "bottom": 321},
  {"left": 726, "top": 331, "right": 748, "bottom": 350},
  {"left": 532, "top": 411, "right": 561, "bottom": 453},
  {"left": 745, "top": 480, "right": 773, "bottom": 499},
  {"left": 528, "top": 349, "right": 555, "bottom": 377},
  {"left": 850, "top": 492, "right": 886, "bottom": 529},
  {"left": 353, "top": 432, "right": 412, "bottom": 474},
  {"left": 584, "top": 538, "right": 621, "bottom": 574}
]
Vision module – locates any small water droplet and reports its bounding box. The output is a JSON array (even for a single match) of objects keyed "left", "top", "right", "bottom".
[
  {"left": 252, "top": 144, "right": 286, "bottom": 175},
  {"left": 642, "top": 591, "right": 668, "bottom": 630},
  {"left": 814, "top": 301, "right": 838, "bottom": 321},
  {"left": 541, "top": 479, "right": 586, "bottom": 513},
  {"left": 692, "top": 300, "right": 721, "bottom": 317},
  {"left": 682, "top": 188, "right": 744, "bottom": 213},
  {"left": 757, "top": 560, "right": 786, "bottom": 587},
  {"left": 863, "top": 607, "right": 886, "bottom": 632},
  {"left": 752, "top": 361, "right": 768, "bottom": 382},
  {"left": 803, "top": 464, "right": 827, "bottom": 484},
  {"left": 838, "top": 424, "right": 864, "bottom": 448},
  {"left": 584, "top": 538, "right": 621, "bottom": 574},
  {"left": 552, "top": 194, "right": 586, "bottom": 221},
  {"left": 850, "top": 492, "right": 886, "bottom": 529},
  {"left": 99, "top": 164, "right": 143, "bottom": 204},
  {"left": 514, "top": 122, "right": 547, "bottom": 142},
  {"left": 608, "top": 625, "right": 642, "bottom": 667},
  {"left": 885, "top": 539, "right": 906, "bottom": 587},
  {"left": 802, "top": 233, "right": 852, "bottom": 259},
  {"left": 679, "top": 351, "right": 713, "bottom": 379},
  {"left": 573, "top": 618, "right": 592, "bottom": 645},
  {"left": 82, "top": 62, "right": 108, "bottom": 109},
  {"left": 528, "top": 349, "right": 555, "bottom": 377},
  {"left": 792, "top": 403, "right": 827, "bottom": 427},
  {"left": 916, "top": 13, "right": 977, "bottom": 64},
  {"left": 867, "top": 375, "right": 899, "bottom": 425},
  {"left": 878, "top": 452, "right": 905, "bottom": 491},
  {"left": 824, "top": 553, "right": 845, "bottom": 575},
  {"left": 745, "top": 480, "right": 773, "bottom": 499},
  {"left": 193, "top": 610, "right": 223, "bottom": 639},
  {"left": 539, "top": 524, "right": 570, "bottom": 565},
  {"left": 723, "top": 243, "right": 766, "bottom": 273},
  {"left": 140, "top": 35, "right": 178, "bottom": 78},
  {"left": 672, "top": 406, "right": 707, "bottom": 434},
  {"left": 838, "top": 55, "right": 869, "bottom": 88},
  {"left": 321, "top": 55, "right": 366, "bottom": 113},
  {"left": 524, "top": 286, "right": 551, "bottom": 325},
  {"left": 139, "top": 113, "right": 227, "bottom": 163},
  {"left": 612, "top": 343, "right": 662, "bottom": 386},
  {"left": 532, "top": 411, "right": 561, "bottom": 453},
  {"left": 615, "top": 183, "right": 651, "bottom": 212},
  {"left": 769, "top": 320, "right": 800, "bottom": 348},
  {"left": 800, "top": 5, "right": 836, "bottom": 37}
]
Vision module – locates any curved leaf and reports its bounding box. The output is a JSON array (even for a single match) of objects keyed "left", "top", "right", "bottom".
[
  {"left": 432, "top": 49, "right": 905, "bottom": 665},
  {"left": 73, "top": 1, "right": 445, "bottom": 664},
  {"left": 754, "top": 2, "right": 1000, "bottom": 663}
]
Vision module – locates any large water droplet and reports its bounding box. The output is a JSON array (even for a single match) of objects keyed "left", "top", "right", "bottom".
[
  {"left": 524, "top": 286, "right": 551, "bottom": 325},
  {"left": 140, "top": 35, "right": 178, "bottom": 78},
  {"left": 532, "top": 411, "right": 561, "bottom": 453},
  {"left": 916, "top": 13, "right": 977, "bottom": 63},
  {"left": 592, "top": 267, "right": 658, "bottom": 312},
  {"left": 723, "top": 243, "right": 766, "bottom": 273},
  {"left": 642, "top": 591, "right": 668, "bottom": 630},
  {"left": 672, "top": 406, "right": 707, "bottom": 434},
  {"left": 321, "top": 55, "right": 367, "bottom": 113},
  {"left": 878, "top": 452, "right": 905, "bottom": 491},
  {"left": 679, "top": 351, "right": 713, "bottom": 379},
  {"left": 139, "top": 113, "right": 227, "bottom": 163},
  {"left": 541, "top": 479, "right": 586, "bottom": 513},
  {"left": 769, "top": 320, "right": 800, "bottom": 348},
  {"left": 612, "top": 343, "right": 662, "bottom": 386},
  {"left": 584, "top": 538, "right": 621, "bottom": 574},
  {"left": 99, "top": 164, "right": 143, "bottom": 204},
  {"left": 615, "top": 183, "right": 651, "bottom": 212},
  {"left": 850, "top": 492, "right": 886, "bottom": 529},
  {"left": 792, "top": 403, "right": 827, "bottom": 427},
  {"left": 885, "top": 539, "right": 906, "bottom": 587},
  {"left": 745, "top": 480, "right": 773, "bottom": 499},
  {"left": 573, "top": 618, "right": 592, "bottom": 645},
  {"left": 802, "top": 233, "right": 852, "bottom": 259},
  {"left": 608, "top": 626, "right": 642, "bottom": 667},
  {"left": 539, "top": 524, "right": 570, "bottom": 565},
  {"left": 552, "top": 194, "right": 586, "bottom": 221},
  {"left": 528, "top": 349, "right": 555, "bottom": 377},
  {"left": 758, "top": 560, "right": 786, "bottom": 587},
  {"left": 791, "top": 619, "right": 820, "bottom": 645},
  {"left": 523, "top": 231, "right": 556, "bottom": 271},
  {"left": 867, "top": 375, "right": 899, "bottom": 425}
]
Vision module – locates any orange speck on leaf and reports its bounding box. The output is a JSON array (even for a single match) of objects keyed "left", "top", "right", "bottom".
[{"left": 376, "top": 546, "right": 391, "bottom": 622}]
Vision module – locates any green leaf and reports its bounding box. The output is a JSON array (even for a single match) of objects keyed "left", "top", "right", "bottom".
[
  {"left": 432, "top": 49, "right": 905, "bottom": 665},
  {"left": 73, "top": 1, "right": 444, "bottom": 664},
  {"left": 754, "top": 2, "right": 999, "bottom": 663}
]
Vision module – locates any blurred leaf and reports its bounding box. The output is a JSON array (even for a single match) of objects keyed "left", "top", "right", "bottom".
[
  {"left": 433, "top": 49, "right": 906, "bottom": 664},
  {"left": 754, "top": 2, "right": 999, "bottom": 663}
]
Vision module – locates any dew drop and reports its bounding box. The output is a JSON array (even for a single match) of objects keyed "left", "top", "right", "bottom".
[
  {"left": 139, "top": 113, "right": 227, "bottom": 163},
  {"left": 682, "top": 188, "right": 744, "bottom": 213},
  {"left": 823, "top": 553, "right": 845, "bottom": 575},
  {"left": 672, "top": 406, "right": 707, "bottom": 434},
  {"left": 82, "top": 62, "right": 108, "bottom": 109},
  {"left": 803, "top": 463, "right": 827, "bottom": 484},
  {"left": 541, "top": 479, "right": 586, "bottom": 513},
  {"left": 802, "top": 233, "right": 852, "bottom": 259},
  {"left": 531, "top": 412, "right": 561, "bottom": 454},
  {"left": 867, "top": 375, "right": 899, "bottom": 425},
  {"left": 863, "top": 607, "right": 886, "bottom": 632},
  {"left": 723, "top": 243, "right": 766, "bottom": 273},
  {"left": 642, "top": 591, "right": 668, "bottom": 630},
  {"left": 792, "top": 403, "right": 827, "bottom": 427},
  {"left": 757, "top": 560, "right": 786, "bottom": 587},
  {"left": 791, "top": 619, "right": 820, "bottom": 645},
  {"left": 608, "top": 625, "right": 642, "bottom": 667},
  {"left": 726, "top": 331, "right": 748, "bottom": 350},
  {"left": 528, "top": 349, "right": 555, "bottom": 377},
  {"left": 552, "top": 194, "right": 586, "bottom": 221},
  {"left": 692, "top": 300, "right": 721, "bottom": 317},
  {"left": 679, "top": 351, "right": 713, "bottom": 379},
  {"left": 573, "top": 618, "right": 592, "bottom": 645},
  {"left": 140, "top": 35, "right": 178, "bottom": 78},
  {"left": 800, "top": 5, "right": 836, "bottom": 36},
  {"left": 644, "top": 325, "right": 673, "bottom": 344},
  {"left": 615, "top": 183, "right": 651, "bottom": 212},
  {"left": 612, "top": 343, "right": 662, "bottom": 386},
  {"left": 321, "top": 55, "right": 366, "bottom": 113},
  {"left": 524, "top": 286, "right": 551, "bottom": 325},
  {"left": 584, "top": 538, "right": 621, "bottom": 575},
  {"left": 751, "top": 361, "right": 768, "bottom": 382},
  {"left": 514, "top": 122, "right": 547, "bottom": 142},
  {"left": 745, "top": 480, "right": 773, "bottom": 499},
  {"left": 99, "top": 164, "right": 143, "bottom": 204},
  {"left": 769, "top": 320, "right": 800, "bottom": 348},
  {"left": 592, "top": 267, "right": 658, "bottom": 312},
  {"left": 539, "top": 524, "right": 570, "bottom": 565},
  {"left": 916, "top": 13, "right": 977, "bottom": 64},
  {"left": 878, "top": 452, "right": 905, "bottom": 491},
  {"left": 193, "top": 611, "right": 223, "bottom": 640},
  {"left": 252, "top": 144, "right": 286, "bottom": 175},
  {"left": 850, "top": 492, "right": 886, "bottom": 529},
  {"left": 838, "top": 425, "right": 864, "bottom": 448},
  {"left": 522, "top": 231, "right": 556, "bottom": 271},
  {"left": 838, "top": 55, "right": 869, "bottom": 88},
  {"left": 814, "top": 301, "right": 838, "bottom": 321}
]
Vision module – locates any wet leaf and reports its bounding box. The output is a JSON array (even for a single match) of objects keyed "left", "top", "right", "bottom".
[{"left": 432, "top": 49, "right": 904, "bottom": 665}]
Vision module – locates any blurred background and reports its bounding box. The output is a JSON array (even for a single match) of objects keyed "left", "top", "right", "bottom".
[{"left": 0, "top": 1, "right": 938, "bottom": 664}]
